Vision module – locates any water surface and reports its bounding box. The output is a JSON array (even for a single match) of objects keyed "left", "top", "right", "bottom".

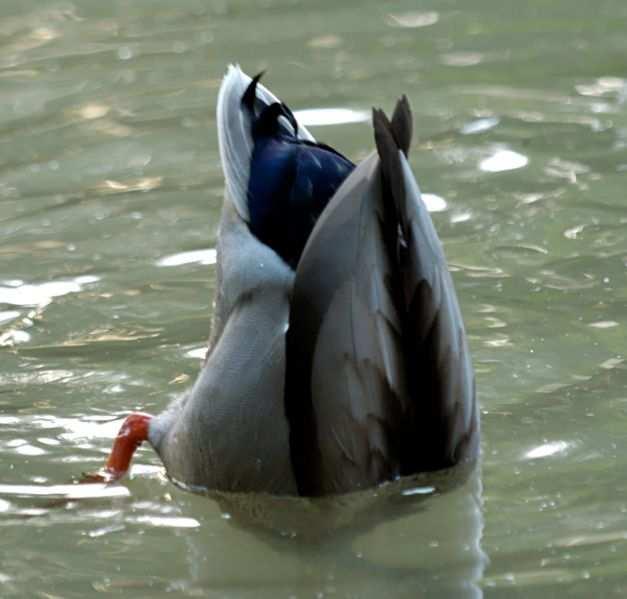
[{"left": 1, "top": 0, "right": 627, "bottom": 596}]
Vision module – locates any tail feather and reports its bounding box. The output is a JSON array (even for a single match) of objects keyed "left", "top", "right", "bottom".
[
  {"left": 373, "top": 101, "right": 478, "bottom": 473},
  {"left": 240, "top": 71, "right": 265, "bottom": 115},
  {"left": 287, "top": 94, "right": 478, "bottom": 495},
  {"left": 390, "top": 95, "right": 412, "bottom": 156}
]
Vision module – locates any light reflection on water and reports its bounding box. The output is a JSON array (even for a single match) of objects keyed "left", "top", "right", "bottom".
[
  {"left": 156, "top": 248, "right": 217, "bottom": 267},
  {"left": 1, "top": 0, "right": 627, "bottom": 596},
  {"left": 294, "top": 107, "right": 370, "bottom": 127},
  {"left": 479, "top": 149, "right": 529, "bottom": 173},
  {"left": 0, "top": 483, "right": 130, "bottom": 500},
  {"left": 0, "top": 275, "right": 99, "bottom": 307}
]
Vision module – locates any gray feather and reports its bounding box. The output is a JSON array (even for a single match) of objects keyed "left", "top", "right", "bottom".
[
  {"left": 151, "top": 198, "right": 297, "bottom": 494},
  {"left": 287, "top": 102, "right": 477, "bottom": 495},
  {"left": 287, "top": 154, "right": 408, "bottom": 495}
]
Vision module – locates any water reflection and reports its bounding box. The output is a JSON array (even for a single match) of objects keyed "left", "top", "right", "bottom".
[
  {"left": 294, "top": 108, "right": 370, "bottom": 127},
  {"left": 422, "top": 193, "right": 447, "bottom": 212},
  {"left": 172, "top": 466, "right": 486, "bottom": 598},
  {"left": 588, "top": 320, "right": 619, "bottom": 329},
  {"left": 460, "top": 117, "right": 500, "bottom": 135},
  {"left": 157, "top": 248, "right": 217, "bottom": 267},
  {"left": 479, "top": 149, "right": 528, "bottom": 173},
  {"left": 0, "top": 275, "right": 99, "bottom": 308},
  {"left": 441, "top": 53, "right": 483, "bottom": 67},
  {"left": 385, "top": 11, "right": 439, "bottom": 28},
  {"left": 524, "top": 441, "right": 571, "bottom": 460},
  {"left": 184, "top": 347, "right": 207, "bottom": 359},
  {"left": 0, "top": 483, "right": 129, "bottom": 500},
  {"left": 575, "top": 77, "right": 626, "bottom": 98},
  {"left": 96, "top": 176, "right": 162, "bottom": 194}
]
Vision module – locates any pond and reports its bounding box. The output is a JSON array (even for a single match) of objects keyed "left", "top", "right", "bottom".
[{"left": 1, "top": 0, "right": 627, "bottom": 596}]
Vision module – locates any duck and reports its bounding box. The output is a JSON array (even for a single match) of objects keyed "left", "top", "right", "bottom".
[{"left": 95, "top": 65, "right": 479, "bottom": 497}]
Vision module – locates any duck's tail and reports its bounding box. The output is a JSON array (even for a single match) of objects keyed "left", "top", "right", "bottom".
[
  {"left": 372, "top": 100, "right": 478, "bottom": 477},
  {"left": 286, "top": 97, "right": 478, "bottom": 496},
  {"left": 240, "top": 72, "right": 299, "bottom": 138}
]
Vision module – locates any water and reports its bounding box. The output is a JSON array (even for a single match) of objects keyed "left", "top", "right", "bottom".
[{"left": 1, "top": 0, "right": 626, "bottom": 596}]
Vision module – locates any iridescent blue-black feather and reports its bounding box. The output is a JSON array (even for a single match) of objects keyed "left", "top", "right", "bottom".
[{"left": 242, "top": 74, "right": 355, "bottom": 268}]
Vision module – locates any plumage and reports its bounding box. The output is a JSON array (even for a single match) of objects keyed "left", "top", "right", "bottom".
[
  {"left": 96, "top": 65, "right": 479, "bottom": 497},
  {"left": 243, "top": 74, "right": 355, "bottom": 268}
]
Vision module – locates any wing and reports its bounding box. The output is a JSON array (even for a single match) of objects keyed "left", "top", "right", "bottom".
[{"left": 286, "top": 99, "right": 478, "bottom": 496}]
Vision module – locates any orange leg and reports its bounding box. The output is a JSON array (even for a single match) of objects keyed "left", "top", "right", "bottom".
[{"left": 81, "top": 412, "right": 152, "bottom": 483}]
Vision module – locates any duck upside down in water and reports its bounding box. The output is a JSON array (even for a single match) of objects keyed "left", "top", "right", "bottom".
[{"left": 96, "top": 65, "right": 479, "bottom": 497}]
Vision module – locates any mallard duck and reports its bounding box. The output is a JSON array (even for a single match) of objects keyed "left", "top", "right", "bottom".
[{"left": 96, "top": 65, "right": 479, "bottom": 497}]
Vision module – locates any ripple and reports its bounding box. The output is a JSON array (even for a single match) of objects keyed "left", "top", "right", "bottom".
[
  {"left": 0, "top": 369, "right": 75, "bottom": 386},
  {"left": 486, "top": 568, "right": 580, "bottom": 587},
  {"left": 483, "top": 316, "right": 507, "bottom": 329},
  {"left": 588, "top": 321, "right": 619, "bottom": 329},
  {"left": 454, "top": 263, "right": 509, "bottom": 279},
  {"left": 185, "top": 346, "right": 207, "bottom": 359},
  {"left": 35, "top": 414, "right": 124, "bottom": 442},
  {"left": 385, "top": 11, "right": 439, "bottom": 28},
  {"left": 600, "top": 357, "right": 623, "bottom": 370},
  {"left": 450, "top": 211, "right": 472, "bottom": 224},
  {"left": 545, "top": 158, "right": 590, "bottom": 183},
  {"left": 0, "top": 330, "right": 31, "bottom": 346},
  {"left": 306, "top": 35, "right": 342, "bottom": 49},
  {"left": 130, "top": 515, "right": 200, "bottom": 528},
  {"left": 564, "top": 225, "right": 584, "bottom": 240},
  {"left": 483, "top": 334, "right": 512, "bottom": 348},
  {"left": 492, "top": 244, "right": 548, "bottom": 267},
  {"left": 575, "top": 76, "right": 626, "bottom": 97},
  {"left": 88, "top": 524, "right": 126, "bottom": 538},
  {"left": 524, "top": 441, "right": 570, "bottom": 459},
  {"left": 479, "top": 149, "right": 528, "bottom": 173},
  {"left": 557, "top": 529, "right": 627, "bottom": 548},
  {"left": 157, "top": 248, "right": 216, "bottom": 267},
  {"left": 0, "top": 275, "right": 99, "bottom": 308},
  {"left": 95, "top": 177, "right": 162, "bottom": 194},
  {"left": 0, "top": 483, "right": 130, "bottom": 500},
  {"left": 294, "top": 108, "right": 370, "bottom": 127},
  {"left": 401, "top": 486, "right": 435, "bottom": 496},
  {"left": 535, "top": 382, "right": 570, "bottom": 394},
  {"left": 528, "top": 269, "right": 596, "bottom": 291},
  {"left": 441, "top": 52, "right": 483, "bottom": 67},
  {"left": 3, "top": 439, "right": 47, "bottom": 457},
  {"left": 0, "top": 310, "right": 21, "bottom": 325},
  {"left": 75, "top": 102, "right": 110, "bottom": 120},
  {"left": 421, "top": 193, "right": 447, "bottom": 212},
  {"left": 460, "top": 117, "right": 500, "bottom": 135},
  {"left": 494, "top": 244, "right": 548, "bottom": 256}
]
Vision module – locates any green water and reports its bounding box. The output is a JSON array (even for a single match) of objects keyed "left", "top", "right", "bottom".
[{"left": 1, "top": 1, "right": 627, "bottom": 596}]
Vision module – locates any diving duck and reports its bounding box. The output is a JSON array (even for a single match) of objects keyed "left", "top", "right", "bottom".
[{"left": 97, "top": 65, "right": 479, "bottom": 497}]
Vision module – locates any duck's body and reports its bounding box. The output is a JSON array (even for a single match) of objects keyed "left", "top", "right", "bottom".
[{"left": 100, "top": 66, "right": 478, "bottom": 497}]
